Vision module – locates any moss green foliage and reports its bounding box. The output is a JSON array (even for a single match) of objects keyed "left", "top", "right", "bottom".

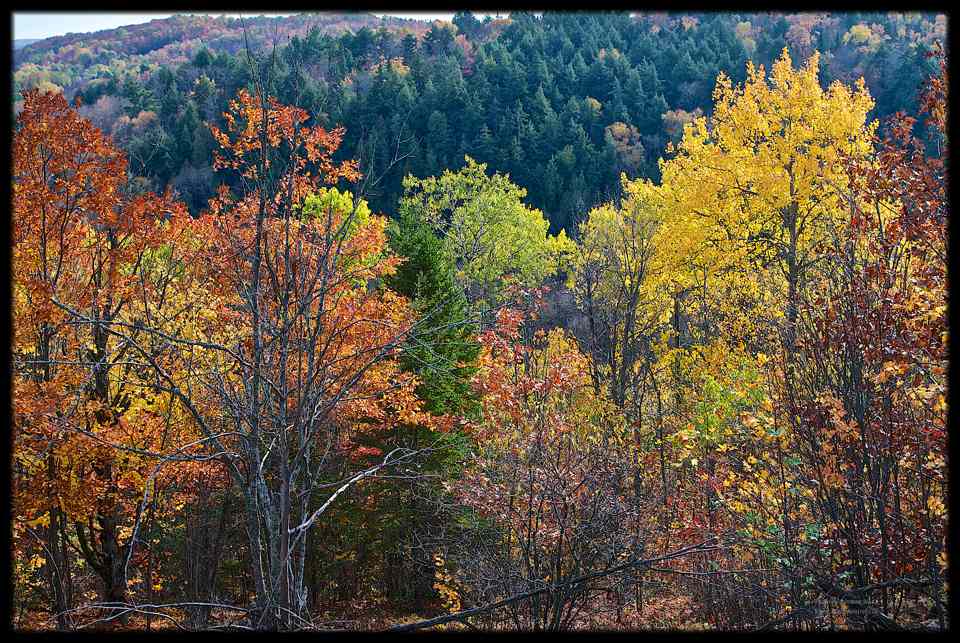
[{"left": 399, "top": 156, "right": 575, "bottom": 307}]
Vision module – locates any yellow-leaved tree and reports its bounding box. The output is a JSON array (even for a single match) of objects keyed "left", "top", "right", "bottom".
[
  {"left": 638, "top": 49, "right": 886, "bottom": 622},
  {"left": 657, "top": 47, "right": 876, "bottom": 355}
]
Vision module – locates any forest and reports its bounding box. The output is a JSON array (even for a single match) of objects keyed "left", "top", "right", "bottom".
[
  {"left": 13, "top": 12, "right": 946, "bottom": 228},
  {"left": 10, "top": 11, "right": 949, "bottom": 631}
]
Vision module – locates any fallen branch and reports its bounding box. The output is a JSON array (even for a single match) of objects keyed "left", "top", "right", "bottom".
[{"left": 387, "top": 538, "right": 726, "bottom": 632}]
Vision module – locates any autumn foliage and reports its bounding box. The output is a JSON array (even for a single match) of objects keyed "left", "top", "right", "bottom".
[
  {"left": 13, "top": 88, "right": 192, "bottom": 619},
  {"left": 10, "top": 43, "right": 948, "bottom": 632}
]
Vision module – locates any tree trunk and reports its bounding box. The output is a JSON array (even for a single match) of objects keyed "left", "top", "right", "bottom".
[{"left": 45, "top": 456, "right": 71, "bottom": 629}]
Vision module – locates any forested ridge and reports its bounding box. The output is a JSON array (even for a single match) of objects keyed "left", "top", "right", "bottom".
[
  {"left": 13, "top": 11, "right": 946, "bottom": 229},
  {"left": 10, "top": 11, "right": 949, "bottom": 632}
]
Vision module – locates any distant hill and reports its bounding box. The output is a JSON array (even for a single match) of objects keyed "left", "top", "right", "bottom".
[
  {"left": 13, "top": 12, "right": 429, "bottom": 68},
  {"left": 13, "top": 38, "right": 42, "bottom": 50}
]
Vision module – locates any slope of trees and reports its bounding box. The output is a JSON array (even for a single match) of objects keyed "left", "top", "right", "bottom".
[
  {"left": 10, "top": 17, "right": 949, "bottom": 633},
  {"left": 13, "top": 12, "right": 945, "bottom": 233}
]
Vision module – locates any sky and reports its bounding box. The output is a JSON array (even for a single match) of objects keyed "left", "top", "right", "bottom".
[{"left": 12, "top": 12, "right": 508, "bottom": 41}]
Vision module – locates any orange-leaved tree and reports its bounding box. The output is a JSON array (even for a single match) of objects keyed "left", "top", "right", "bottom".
[
  {"left": 12, "top": 88, "right": 195, "bottom": 623},
  {"left": 171, "top": 86, "right": 442, "bottom": 628}
]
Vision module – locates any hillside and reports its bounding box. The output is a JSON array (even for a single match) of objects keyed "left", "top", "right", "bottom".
[
  {"left": 13, "top": 38, "right": 42, "bottom": 50},
  {"left": 12, "top": 11, "right": 946, "bottom": 231},
  {"left": 13, "top": 12, "right": 429, "bottom": 86}
]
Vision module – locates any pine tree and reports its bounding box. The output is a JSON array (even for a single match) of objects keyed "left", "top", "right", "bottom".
[{"left": 386, "top": 205, "right": 479, "bottom": 417}]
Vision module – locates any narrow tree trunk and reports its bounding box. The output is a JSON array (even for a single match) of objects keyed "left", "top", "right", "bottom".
[{"left": 44, "top": 454, "right": 71, "bottom": 629}]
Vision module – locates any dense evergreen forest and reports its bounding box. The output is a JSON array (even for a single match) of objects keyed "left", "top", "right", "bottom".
[
  {"left": 14, "top": 11, "right": 946, "bottom": 229},
  {"left": 11, "top": 11, "right": 948, "bottom": 632}
]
